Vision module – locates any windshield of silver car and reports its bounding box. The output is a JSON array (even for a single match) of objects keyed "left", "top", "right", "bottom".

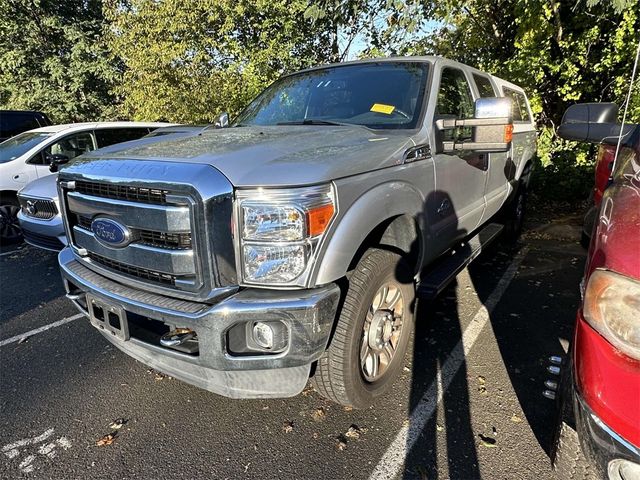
[
  {"left": 235, "top": 62, "right": 429, "bottom": 130},
  {"left": 0, "top": 131, "right": 54, "bottom": 163}
]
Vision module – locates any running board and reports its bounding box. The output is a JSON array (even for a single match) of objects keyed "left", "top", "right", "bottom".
[{"left": 417, "top": 223, "right": 504, "bottom": 300}]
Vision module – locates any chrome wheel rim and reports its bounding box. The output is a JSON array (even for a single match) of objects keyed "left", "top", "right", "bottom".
[
  {"left": 0, "top": 205, "right": 21, "bottom": 241},
  {"left": 360, "top": 282, "right": 404, "bottom": 382}
]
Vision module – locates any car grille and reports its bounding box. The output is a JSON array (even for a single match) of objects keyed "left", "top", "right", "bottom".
[
  {"left": 18, "top": 197, "right": 58, "bottom": 220},
  {"left": 76, "top": 216, "right": 192, "bottom": 250},
  {"left": 87, "top": 253, "right": 178, "bottom": 286},
  {"left": 75, "top": 180, "right": 171, "bottom": 205}
]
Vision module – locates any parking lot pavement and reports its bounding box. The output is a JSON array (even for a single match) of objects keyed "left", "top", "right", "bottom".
[{"left": 0, "top": 235, "right": 585, "bottom": 480}]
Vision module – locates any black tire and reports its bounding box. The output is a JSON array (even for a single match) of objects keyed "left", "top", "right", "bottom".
[
  {"left": 502, "top": 183, "right": 527, "bottom": 243},
  {"left": 550, "top": 359, "right": 598, "bottom": 479},
  {"left": 313, "top": 248, "right": 415, "bottom": 408},
  {"left": 580, "top": 230, "right": 591, "bottom": 250},
  {"left": 0, "top": 196, "right": 22, "bottom": 245}
]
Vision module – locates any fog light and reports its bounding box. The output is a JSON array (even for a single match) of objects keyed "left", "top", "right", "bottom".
[{"left": 253, "top": 322, "right": 274, "bottom": 349}]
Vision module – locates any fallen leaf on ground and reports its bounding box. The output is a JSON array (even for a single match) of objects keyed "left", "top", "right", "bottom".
[
  {"left": 336, "top": 435, "right": 348, "bottom": 451},
  {"left": 96, "top": 433, "right": 117, "bottom": 446},
  {"left": 343, "top": 406, "right": 353, "bottom": 412},
  {"left": 109, "top": 419, "right": 126, "bottom": 430},
  {"left": 311, "top": 407, "right": 326, "bottom": 422},
  {"left": 436, "top": 424, "right": 444, "bottom": 432},
  {"left": 18, "top": 336, "right": 29, "bottom": 344},
  {"left": 282, "top": 421, "right": 294, "bottom": 433},
  {"left": 345, "top": 425, "right": 362, "bottom": 439},
  {"left": 478, "top": 433, "right": 497, "bottom": 448},
  {"left": 511, "top": 414, "right": 523, "bottom": 423},
  {"left": 477, "top": 376, "right": 487, "bottom": 395}
]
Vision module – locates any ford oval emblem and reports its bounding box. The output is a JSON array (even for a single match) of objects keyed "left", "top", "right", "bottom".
[{"left": 91, "top": 217, "right": 130, "bottom": 248}]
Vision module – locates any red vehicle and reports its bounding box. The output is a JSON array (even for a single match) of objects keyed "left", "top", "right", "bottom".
[{"left": 552, "top": 102, "right": 640, "bottom": 479}]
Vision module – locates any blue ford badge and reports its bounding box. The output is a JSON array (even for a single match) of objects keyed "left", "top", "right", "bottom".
[{"left": 91, "top": 218, "right": 130, "bottom": 247}]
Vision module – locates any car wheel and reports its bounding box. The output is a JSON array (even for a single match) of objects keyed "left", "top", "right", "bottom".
[
  {"left": 550, "top": 358, "right": 598, "bottom": 479},
  {"left": 502, "top": 184, "right": 527, "bottom": 243},
  {"left": 313, "top": 248, "right": 415, "bottom": 408},
  {"left": 0, "top": 198, "right": 22, "bottom": 245}
]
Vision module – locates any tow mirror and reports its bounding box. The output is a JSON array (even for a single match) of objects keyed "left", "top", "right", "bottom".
[
  {"left": 435, "top": 97, "right": 513, "bottom": 153},
  {"left": 215, "top": 112, "right": 229, "bottom": 128},
  {"left": 557, "top": 103, "right": 632, "bottom": 144},
  {"left": 47, "top": 154, "right": 70, "bottom": 173}
]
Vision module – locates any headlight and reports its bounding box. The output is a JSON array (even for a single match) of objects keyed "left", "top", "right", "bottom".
[
  {"left": 236, "top": 185, "right": 335, "bottom": 285},
  {"left": 583, "top": 269, "right": 640, "bottom": 360}
]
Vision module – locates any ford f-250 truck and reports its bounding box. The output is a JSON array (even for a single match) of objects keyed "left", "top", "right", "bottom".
[{"left": 57, "top": 57, "right": 536, "bottom": 408}]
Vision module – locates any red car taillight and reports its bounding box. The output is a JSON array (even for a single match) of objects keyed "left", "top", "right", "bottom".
[{"left": 594, "top": 145, "right": 615, "bottom": 205}]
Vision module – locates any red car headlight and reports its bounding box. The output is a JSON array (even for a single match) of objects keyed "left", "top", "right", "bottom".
[{"left": 583, "top": 269, "right": 640, "bottom": 360}]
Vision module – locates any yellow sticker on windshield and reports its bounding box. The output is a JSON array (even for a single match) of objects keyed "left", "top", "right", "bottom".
[{"left": 370, "top": 103, "right": 395, "bottom": 115}]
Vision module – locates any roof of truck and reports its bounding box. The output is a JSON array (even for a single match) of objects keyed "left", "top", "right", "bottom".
[{"left": 29, "top": 122, "right": 174, "bottom": 134}]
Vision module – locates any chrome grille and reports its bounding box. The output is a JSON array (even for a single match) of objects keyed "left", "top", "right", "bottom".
[
  {"left": 88, "top": 253, "right": 177, "bottom": 286},
  {"left": 19, "top": 197, "right": 58, "bottom": 220},
  {"left": 76, "top": 215, "right": 192, "bottom": 250},
  {"left": 75, "top": 180, "right": 171, "bottom": 205}
]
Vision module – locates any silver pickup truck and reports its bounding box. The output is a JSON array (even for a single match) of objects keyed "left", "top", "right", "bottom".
[{"left": 57, "top": 57, "right": 536, "bottom": 408}]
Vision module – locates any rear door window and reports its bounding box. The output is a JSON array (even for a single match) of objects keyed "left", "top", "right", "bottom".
[
  {"left": 472, "top": 74, "right": 497, "bottom": 98},
  {"left": 95, "top": 128, "right": 151, "bottom": 148},
  {"left": 503, "top": 87, "right": 531, "bottom": 122}
]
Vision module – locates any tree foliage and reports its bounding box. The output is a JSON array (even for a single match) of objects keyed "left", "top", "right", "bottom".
[
  {"left": 104, "top": 0, "right": 332, "bottom": 123},
  {"left": 0, "top": 0, "right": 121, "bottom": 122}
]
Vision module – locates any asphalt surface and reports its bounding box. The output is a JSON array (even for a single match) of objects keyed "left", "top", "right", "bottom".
[{"left": 0, "top": 229, "right": 586, "bottom": 480}]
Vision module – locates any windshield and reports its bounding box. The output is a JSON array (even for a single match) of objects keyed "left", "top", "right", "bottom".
[
  {"left": 0, "top": 131, "right": 53, "bottom": 163},
  {"left": 235, "top": 62, "right": 429, "bottom": 130}
]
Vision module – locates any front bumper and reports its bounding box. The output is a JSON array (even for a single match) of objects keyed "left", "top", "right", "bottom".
[
  {"left": 59, "top": 247, "right": 340, "bottom": 398},
  {"left": 574, "top": 393, "right": 640, "bottom": 479},
  {"left": 18, "top": 211, "right": 66, "bottom": 251}
]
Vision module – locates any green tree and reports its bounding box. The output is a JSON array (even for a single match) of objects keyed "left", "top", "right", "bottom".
[
  {"left": 0, "top": 0, "right": 121, "bottom": 122},
  {"left": 105, "top": 0, "right": 332, "bottom": 123}
]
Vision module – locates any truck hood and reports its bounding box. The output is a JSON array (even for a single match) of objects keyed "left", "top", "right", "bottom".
[{"left": 79, "top": 126, "right": 415, "bottom": 187}]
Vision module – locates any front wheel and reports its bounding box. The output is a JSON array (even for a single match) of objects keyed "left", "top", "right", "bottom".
[
  {"left": 502, "top": 184, "right": 527, "bottom": 242},
  {"left": 313, "top": 248, "right": 415, "bottom": 408},
  {"left": 0, "top": 197, "right": 22, "bottom": 245}
]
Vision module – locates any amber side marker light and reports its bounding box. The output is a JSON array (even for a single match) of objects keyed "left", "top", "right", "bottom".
[
  {"left": 504, "top": 124, "right": 514, "bottom": 143},
  {"left": 307, "top": 203, "right": 335, "bottom": 237}
]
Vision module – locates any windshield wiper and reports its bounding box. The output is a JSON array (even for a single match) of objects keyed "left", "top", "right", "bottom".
[{"left": 276, "top": 119, "right": 346, "bottom": 126}]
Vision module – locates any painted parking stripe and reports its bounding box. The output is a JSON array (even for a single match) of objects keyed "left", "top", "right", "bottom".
[
  {"left": 369, "top": 246, "right": 529, "bottom": 480},
  {"left": 0, "top": 313, "right": 84, "bottom": 348}
]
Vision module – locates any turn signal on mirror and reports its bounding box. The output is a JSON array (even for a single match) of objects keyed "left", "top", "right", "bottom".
[{"left": 504, "top": 124, "right": 514, "bottom": 143}]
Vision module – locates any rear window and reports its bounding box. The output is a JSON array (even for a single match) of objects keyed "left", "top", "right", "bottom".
[
  {"left": 95, "top": 128, "right": 151, "bottom": 148},
  {"left": 503, "top": 87, "right": 531, "bottom": 122},
  {"left": 473, "top": 74, "right": 497, "bottom": 98}
]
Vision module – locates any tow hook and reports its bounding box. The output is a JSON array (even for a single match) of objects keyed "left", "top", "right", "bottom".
[
  {"left": 543, "top": 355, "right": 562, "bottom": 400},
  {"left": 161, "top": 328, "right": 196, "bottom": 347}
]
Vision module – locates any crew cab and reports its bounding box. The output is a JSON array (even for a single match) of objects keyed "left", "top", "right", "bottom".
[
  {"left": 552, "top": 103, "right": 640, "bottom": 479},
  {"left": 56, "top": 57, "right": 536, "bottom": 407}
]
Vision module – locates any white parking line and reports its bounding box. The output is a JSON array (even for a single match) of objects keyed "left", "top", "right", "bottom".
[
  {"left": 369, "top": 246, "right": 529, "bottom": 480},
  {"left": 0, "top": 246, "right": 27, "bottom": 257},
  {"left": 0, "top": 313, "right": 84, "bottom": 348}
]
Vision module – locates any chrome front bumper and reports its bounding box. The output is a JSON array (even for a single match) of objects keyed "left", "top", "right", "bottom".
[
  {"left": 59, "top": 247, "right": 340, "bottom": 398},
  {"left": 574, "top": 393, "right": 640, "bottom": 479}
]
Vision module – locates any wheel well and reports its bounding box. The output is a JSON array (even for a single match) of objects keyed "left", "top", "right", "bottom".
[
  {"left": 348, "top": 215, "right": 421, "bottom": 274},
  {"left": 0, "top": 190, "right": 19, "bottom": 205}
]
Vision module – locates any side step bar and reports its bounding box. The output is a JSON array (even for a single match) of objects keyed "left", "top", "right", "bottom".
[{"left": 417, "top": 223, "right": 504, "bottom": 300}]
